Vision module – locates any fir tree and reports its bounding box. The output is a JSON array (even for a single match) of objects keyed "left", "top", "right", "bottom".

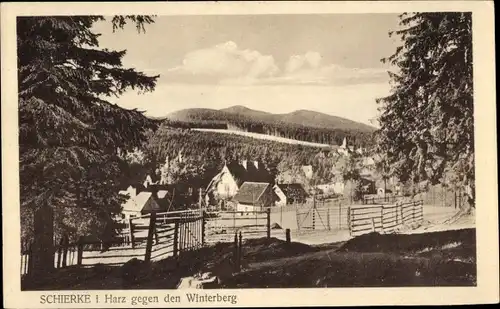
[
  {"left": 376, "top": 13, "right": 474, "bottom": 208},
  {"left": 18, "top": 16, "right": 159, "bottom": 242}
]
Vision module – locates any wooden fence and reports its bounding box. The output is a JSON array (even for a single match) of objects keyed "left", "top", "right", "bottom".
[
  {"left": 295, "top": 198, "right": 350, "bottom": 231},
  {"left": 349, "top": 200, "right": 424, "bottom": 237},
  {"left": 204, "top": 208, "right": 271, "bottom": 243},
  {"left": 148, "top": 209, "right": 205, "bottom": 262},
  {"left": 21, "top": 208, "right": 273, "bottom": 276}
]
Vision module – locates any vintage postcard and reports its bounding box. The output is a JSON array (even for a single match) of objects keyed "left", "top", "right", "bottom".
[{"left": 2, "top": 1, "right": 498, "bottom": 308}]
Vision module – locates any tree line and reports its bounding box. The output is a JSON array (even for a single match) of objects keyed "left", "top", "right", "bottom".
[{"left": 161, "top": 119, "right": 374, "bottom": 148}]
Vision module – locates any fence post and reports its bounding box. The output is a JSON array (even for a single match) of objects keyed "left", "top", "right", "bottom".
[
  {"left": 420, "top": 201, "right": 424, "bottom": 222},
  {"left": 312, "top": 207, "right": 316, "bottom": 230},
  {"left": 412, "top": 202, "right": 416, "bottom": 223},
  {"left": 286, "top": 229, "right": 291, "bottom": 244},
  {"left": 144, "top": 212, "right": 157, "bottom": 262},
  {"left": 238, "top": 231, "right": 242, "bottom": 272},
  {"left": 266, "top": 207, "right": 271, "bottom": 239},
  {"left": 396, "top": 205, "right": 399, "bottom": 226},
  {"left": 371, "top": 218, "right": 375, "bottom": 233},
  {"left": 380, "top": 206, "right": 384, "bottom": 234},
  {"left": 280, "top": 205, "right": 283, "bottom": 227},
  {"left": 76, "top": 236, "right": 84, "bottom": 266},
  {"left": 233, "top": 232, "right": 238, "bottom": 272},
  {"left": 173, "top": 221, "right": 179, "bottom": 257},
  {"left": 347, "top": 207, "right": 352, "bottom": 236},
  {"left": 201, "top": 211, "right": 206, "bottom": 246},
  {"left": 128, "top": 218, "right": 135, "bottom": 249},
  {"left": 327, "top": 207, "right": 331, "bottom": 230},
  {"left": 338, "top": 204, "right": 342, "bottom": 229}
]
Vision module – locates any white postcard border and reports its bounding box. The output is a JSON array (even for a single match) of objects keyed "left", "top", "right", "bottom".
[{"left": 2, "top": 1, "right": 498, "bottom": 307}]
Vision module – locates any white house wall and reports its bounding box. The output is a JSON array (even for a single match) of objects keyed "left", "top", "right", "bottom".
[
  {"left": 236, "top": 203, "right": 261, "bottom": 212},
  {"left": 273, "top": 186, "right": 287, "bottom": 206},
  {"left": 215, "top": 170, "right": 239, "bottom": 199}
]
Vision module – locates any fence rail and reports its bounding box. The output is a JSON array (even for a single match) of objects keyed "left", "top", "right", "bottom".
[
  {"left": 363, "top": 195, "right": 407, "bottom": 205},
  {"left": 21, "top": 208, "right": 273, "bottom": 277},
  {"left": 349, "top": 200, "right": 424, "bottom": 237}
]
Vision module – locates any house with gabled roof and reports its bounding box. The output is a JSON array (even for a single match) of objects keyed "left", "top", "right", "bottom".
[
  {"left": 233, "top": 182, "right": 279, "bottom": 211},
  {"left": 205, "top": 160, "right": 273, "bottom": 206},
  {"left": 120, "top": 191, "right": 161, "bottom": 219}
]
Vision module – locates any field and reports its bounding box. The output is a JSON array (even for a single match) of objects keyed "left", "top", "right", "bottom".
[{"left": 192, "top": 128, "right": 332, "bottom": 148}]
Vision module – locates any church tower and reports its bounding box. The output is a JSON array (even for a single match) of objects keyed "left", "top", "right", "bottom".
[
  {"left": 341, "top": 137, "right": 347, "bottom": 149},
  {"left": 160, "top": 155, "right": 170, "bottom": 185}
]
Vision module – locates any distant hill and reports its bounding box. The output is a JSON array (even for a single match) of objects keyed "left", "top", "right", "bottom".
[
  {"left": 220, "top": 105, "right": 273, "bottom": 119},
  {"left": 165, "top": 105, "right": 375, "bottom": 147},
  {"left": 168, "top": 106, "right": 376, "bottom": 133},
  {"left": 275, "top": 110, "right": 375, "bottom": 132}
]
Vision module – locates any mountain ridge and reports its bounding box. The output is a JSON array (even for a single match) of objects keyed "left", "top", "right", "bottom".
[{"left": 167, "top": 105, "right": 376, "bottom": 133}]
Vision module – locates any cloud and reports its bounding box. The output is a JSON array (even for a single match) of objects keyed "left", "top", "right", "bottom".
[
  {"left": 165, "top": 45, "right": 388, "bottom": 86},
  {"left": 271, "top": 52, "right": 388, "bottom": 85},
  {"left": 167, "top": 41, "right": 279, "bottom": 82},
  {"left": 285, "top": 51, "right": 323, "bottom": 73}
]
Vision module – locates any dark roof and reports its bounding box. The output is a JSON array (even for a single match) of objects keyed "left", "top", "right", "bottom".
[
  {"left": 233, "top": 182, "right": 271, "bottom": 204},
  {"left": 226, "top": 161, "right": 249, "bottom": 186},
  {"left": 226, "top": 160, "right": 272, "bottom": 186},
  {"left": 153, "top": 173, "right": 163, "bottom": 183},
  {"left": 277, "top": 183, "right": 308, "bottom": 198},
  {"left": 360, "top": 177, "right": 375, "bottom": 184}
]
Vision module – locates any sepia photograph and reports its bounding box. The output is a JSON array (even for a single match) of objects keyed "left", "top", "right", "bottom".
[{"left": 2, "top": 1, "right": 498, "bottom": 307}]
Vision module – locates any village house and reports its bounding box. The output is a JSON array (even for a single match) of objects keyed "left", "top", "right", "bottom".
[
  {"left": 120, "top": 179, "right": 200, "bottom": 213},
  {"left": 273, "top": 183, "right": 308, "bottom": 206},
  {"left": 233, "top": 182, "right": 279, "bottom": 211},
  {"left": 301, "top": 165, "right": 313, "bottom": 180},
  {"left": 204, "top": 160, "right": 272, "bottom": 206},
  {"left": 120, "top": 191, "right": 161, "bottom": 219},
  {"left": 337, "top": 137, "right": 356, "bottom": 156},
  {"left": 147, "top": 183, "right": 200, "bottom": 211}
]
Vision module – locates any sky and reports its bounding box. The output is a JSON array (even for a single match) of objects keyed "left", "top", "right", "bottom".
[{"left": 94, "top": 14, "right": 402, "bottom": 125}]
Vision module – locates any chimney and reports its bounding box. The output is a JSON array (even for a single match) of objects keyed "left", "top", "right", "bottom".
[
  {"left": 241, "top": 159, "right": 248, "bottom": 170},
  {"left": 253, "top": 161, "right": 259, "bottom": 170}
]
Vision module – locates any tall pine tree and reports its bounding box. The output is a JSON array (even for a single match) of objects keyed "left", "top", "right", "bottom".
[
  {"left": 376, "top": 13, "right": 474, "bottom": 208},
  {"left": 18, "top": 16, "right": 159, "bottom": 242}
]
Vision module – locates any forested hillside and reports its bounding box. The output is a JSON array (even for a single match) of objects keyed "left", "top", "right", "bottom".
[
  {"left": 142, "top": 124, "right": 338, "bottom": 186},
  {"left": 164, "top": 106, "right": 375, "bottom": 147}
]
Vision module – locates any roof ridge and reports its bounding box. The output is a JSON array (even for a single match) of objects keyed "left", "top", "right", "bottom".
[{"left": 243, "top": 181, "right": 269, "bottom": 184}]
